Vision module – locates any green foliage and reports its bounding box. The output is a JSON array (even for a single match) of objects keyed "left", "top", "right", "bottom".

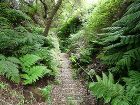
[
  {"left": 0, "top": 6, "right": 59, "bottom": 85},
  {"left": 46, "top": 35, "right": 60, "bottom": 51},
  {"left": 68, "top": 30, "right": 86, "bottom": 53},
  {"left": 20, "top": 54, "right": 41, "bottom": 68},
  {"left": 34, "top": 48, "right": 59, "bottom": 76},
  {"left": 89, "top": 71, "right": 140, "bottom": 105},
  {"left": 89, "top": 72, "right": 124, "bottom": 103},
  {"left": 0, "top": 8, "right": 31, "bottom": 25},
  {"left": 79, "top": 47, "right": 93, "bottom": 64},
  {"left": 89, "top": 2, "right": 140, "bottom": 104},
  {"left": 85, "top": 0, "right": 123, "bottom": 39},
  {"left": 58, "top": 16, "right": 82, "bottom": 51},
  {"left": 20, "top": 54, "right": 51, "bottom": 85},
  {"left": 26, "top": 24, "right": 44, "bottom": 34},
  {"left": 0, "top": 55, "right": 20, "bottom": 83},
  {"left": 0, "top": 26, "right": 46, "bottom": 56},
  {"left": 41, "top": 85, "right": 52, "bottom": 102},
  {"left": 58, "top": 16, "right": 82, "bottom": 37},
  {"left": 0, "top": 17, "right": 11, "bottom": 29},
  {"left": 69, "top": 55, "right": 77, "bottom": 63},
  {"left": 99, "top": 0, "right": 140, "bottom": 73},
  {"left": 0, "top": 82, "right": 7, "bottom": 89},
  {"left": 21, "top": 66, "right": 50, "bottom": 85}
]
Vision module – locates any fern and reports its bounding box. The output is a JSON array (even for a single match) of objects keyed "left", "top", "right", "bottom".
[
  {"left": 101, "top": 52, "right": 123, "bottom": 65},
  {"left": 89, "top": 72, "right": 124, "bottom": 103},
  {"left": 0, "top": 8, "right": 31, "bottom": 24},
  {"left": 89, "top": 72, "right": 140, "bottom": 105},
  {"left": 7, "top": 57, "right": 21, "bottom": 64},
  {"left": 34, "top": 48, "right": 59, "bottom": 76},
  {"left": 116, "top": 47, "right": 140, "bottom": 70},
  {"left": 41, "top": 85, "right": 52, "bottom": 102},
  {"left": 113, "top": 11, "right": 140, "bottom": 27},
  {"left": 0, "top": 58, "right": 20, "bottom": 83},
  {"left": 123, "top": 71, "right": 140, "bottom": 105},
  {"left": 0, "top": 54, "right": 6, "bottom": 60},
  {"left": 20, "top": 54, "right": 41, "bottom": 68},
  {"left": 123, "top": 71, "right": 140, "bottom": 88},
  {"left": 125, "top": 2, "right": 140, "bottom": 15},
  {"left": 0, "top": 17, "right": 11, "bottom": 29},
  {"left": 0, "top": 6, "right": 59, "bottom": 85},
  {"left": 21, "top": 66, "right": 51, "bottom": 85},
  {"left": 99, "top": 0, "right": 140, "bottom": 73},
  {"left": 120, "top": 35, "right": 140, "bottom": 45}
]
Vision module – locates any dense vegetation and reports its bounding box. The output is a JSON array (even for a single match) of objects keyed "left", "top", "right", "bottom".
[
  {"left": 67, "top": 0, "right": 140, "bottom": 105},
  {"left": 0, "top": 0, "right": 140, "bottom": 105}
]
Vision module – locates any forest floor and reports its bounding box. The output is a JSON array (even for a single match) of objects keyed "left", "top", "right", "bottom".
[{"left": 51, "top": 53, "right": 96, "bottom": 105}]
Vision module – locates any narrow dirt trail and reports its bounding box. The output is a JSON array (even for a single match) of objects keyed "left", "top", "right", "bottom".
[{"left": 51, "top": 53, "right": 96, "bottom": 105}]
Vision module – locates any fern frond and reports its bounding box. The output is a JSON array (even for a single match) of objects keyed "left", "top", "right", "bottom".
[
  {"left": 0, "top": 54, "right": 6, "bottom": 60},
  {"left": 22, "top": 66, "right": 50, "bottom": 85},
  {"left": 131, "top": 22, "right": 140, "bottom": 32},
  {"left": 7, "top": 57, "right": 21, "bottom": 64},
  {"left": 116, "top": 47, "right": 140, "bottom": 70},
  {"left": 20, "top": 54, "right": 41, "bottom": 68},
  {"left": 89, "top": 73, "right": 124, "bottom": 103},
  {"left": 120, "top": 35, "right": 140, "bottom": 45},
  {"left": 123, "top": 71, "right": 140, "bottom": 88},
  {"left": 111, "top": 96, "right": 129, "bottom": 105},
  {"left": 102, "top": 34, "right": 120, "bottom": 44},
  {"left": 104, "top": 43, "right": 122, "bottom": 50},
  {"left": 113, "top": 11, "right": 140, "bottom": 27},
  {"left": 0, "top": 60, "right": 20, "bottom": 83},
  {"left": 41, "top": 85, "right": 52, "bottom": 101},
  {"left": 124, "top": 3, "right": 140, "bottom": 15},
  {"left": 123, "top": 71, "right": 140, "bottom": 105},
  {"left": 102, "top": 27, "right": 121, "bottom": 32}
]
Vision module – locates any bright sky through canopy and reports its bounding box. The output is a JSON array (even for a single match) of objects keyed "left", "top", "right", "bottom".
[{"left": 86, "top": 0, "right": 98, "bottom": 4}]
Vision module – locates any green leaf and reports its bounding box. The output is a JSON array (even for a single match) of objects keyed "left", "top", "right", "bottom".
[{"left": 20, "top": 54, "right": 41, "bottom": 68}]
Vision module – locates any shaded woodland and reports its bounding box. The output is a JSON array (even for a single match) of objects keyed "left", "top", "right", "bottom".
[{"left": 0, "top": 0, "right": 140, "bottom": 105}]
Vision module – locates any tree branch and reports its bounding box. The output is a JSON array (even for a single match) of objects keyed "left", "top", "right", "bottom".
[
  {"left": 43, "top": 0, "right": 62, "bottom": 36},
  {"left": 40, "top": 0, "right": 48, "bottom": 19}
]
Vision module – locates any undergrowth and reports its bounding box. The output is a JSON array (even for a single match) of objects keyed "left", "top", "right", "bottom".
[{"left": 0, "top": 6, "right": 60, "bottom": 85}]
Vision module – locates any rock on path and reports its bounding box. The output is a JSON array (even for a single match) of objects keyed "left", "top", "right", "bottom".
[{"left": 51, "top": 53, "right": 96, "bottom": 105}]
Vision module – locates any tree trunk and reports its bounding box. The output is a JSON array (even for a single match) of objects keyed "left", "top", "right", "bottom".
[
  {"left": 43, "top": 0, "right": 62, "bottom": 36},
  {"left": 40, "top": 0, "right": 48, "bottom": 19}
]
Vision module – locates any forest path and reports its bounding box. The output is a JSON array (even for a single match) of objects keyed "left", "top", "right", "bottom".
[{"left": 51, "top": 53, "right": 96, "bottom": 105}]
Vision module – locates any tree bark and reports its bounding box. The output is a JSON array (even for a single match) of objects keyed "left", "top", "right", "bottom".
[
  {"left": 43, "top": 0, "right": 62, "bottom": 36},
  {"left": 40, "top": 0, "right": 48, "bottom": 19}
]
